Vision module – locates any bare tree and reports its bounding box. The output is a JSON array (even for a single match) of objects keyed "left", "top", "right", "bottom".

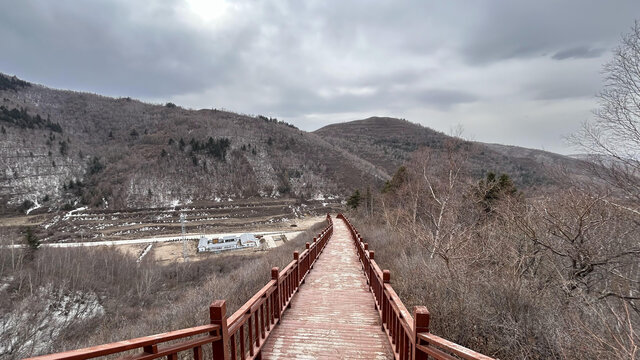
[
  {"left": 574, "top": 21, "right": 640, "bottom": 212},
  {"left": 379, "top": 139, "right": 480, "bottom": 266}
]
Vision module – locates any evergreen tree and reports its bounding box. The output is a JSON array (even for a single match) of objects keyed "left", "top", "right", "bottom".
[
  {"left": 347, "top": 189, "right": 362, "bottom": 209},
  {"left": 59, "top": 140, "right": 68, "bottom": 155},
  {"left": 88, "top": 157, "right": 105, "bottom": 175},
  {"left": 382, "top": 166, "right": 408, "bottom": 193},
  {"left": 477, "top": 172, "right": 518, "bottom": 212},
  {"left": 25, "top": 227, "right": 39, "bottom": 249}
]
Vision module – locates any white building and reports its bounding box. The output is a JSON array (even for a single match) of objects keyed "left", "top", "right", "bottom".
[{"left": 197, "top": 233, "right": 260, "bottom": 253}]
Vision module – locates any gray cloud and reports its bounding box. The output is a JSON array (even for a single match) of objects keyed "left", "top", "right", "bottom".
[
  {"left": 1, "top": 0, "right": 639, "bottom": 154},
  {"left": 552, "top": 46, "right": 605, "bottom": 60},
  {"left": 414, "top": 89, "right": 478, "bottom": 109},
  {"left": 459, "top": 0, "right": 639, "bottom": 64},
  {"left": 0, "top": 0, "right": 249, "bottom": 97}
]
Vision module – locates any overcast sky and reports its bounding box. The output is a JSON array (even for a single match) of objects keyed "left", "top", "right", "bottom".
[{"left": 1, "top": 1, "right": 639, "bottom": 154}]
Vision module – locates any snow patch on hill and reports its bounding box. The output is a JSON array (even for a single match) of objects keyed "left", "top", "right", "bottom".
[{"left": 0, "top": 286, "right": 104, "bottom": 357}]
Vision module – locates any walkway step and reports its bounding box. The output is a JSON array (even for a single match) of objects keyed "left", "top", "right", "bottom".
[{"left": 261, "top": 218, "right": 393, "bottom": 359}]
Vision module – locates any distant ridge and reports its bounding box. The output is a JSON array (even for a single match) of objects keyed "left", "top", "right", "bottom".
[{"left": 315, "top": 116, "right": 588, "bottom": 187}]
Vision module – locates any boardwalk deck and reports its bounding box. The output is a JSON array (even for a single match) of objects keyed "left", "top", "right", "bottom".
[{"left": 261, "top": 218, "right": 393, "bottom": 359}]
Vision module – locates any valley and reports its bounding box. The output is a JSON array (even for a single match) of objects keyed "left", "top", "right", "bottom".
[{"left": 0, "top": 197, "right": 339, "bottom": 263}]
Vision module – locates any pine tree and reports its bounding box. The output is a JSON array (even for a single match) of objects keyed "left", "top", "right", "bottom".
[
  {"left": 477, "top": 172, "right": 518, "bottom": 212},
  {"left": 382, "top": 166, "right": 408, "bottom": 193},
  {"left": 347, "top": 189, "right": 362, "bottom": 209},
  {"left": 25, "top": 228, "right": 39, "bottom": 249}
]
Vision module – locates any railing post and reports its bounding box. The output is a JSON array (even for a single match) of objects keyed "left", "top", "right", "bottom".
[
  {"left": 210, "top": 300, "right": 230, "bottom": 360},
  {"left": 363, "top": 243, "right": 368, "bottom": 265},
  {"left": 381, "top": 270, "right": 390, "bottom": 331},
  {"left": 413, "top": 306, "right": 430, "bottom": 360},
  {"left": 313, "top": 236, "right": 317, "bottom": 259},
  {"left": 272, "top": 267, "right": 281, "bottom": 320},
  {"left": 368, "top": 251, "right": 375, "bottom": 287},
  {"left": 304, "top": 242, "right": 310, "bottom": 283},
  {"left": 293, "top": 251, "right": 300, "bottom": 299}
]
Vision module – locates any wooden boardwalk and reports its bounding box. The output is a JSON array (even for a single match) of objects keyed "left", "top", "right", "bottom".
[{"left": 261, "top": 218, "right": 393, "bottom": 359}]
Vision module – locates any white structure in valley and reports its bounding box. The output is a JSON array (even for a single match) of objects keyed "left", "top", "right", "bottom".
[{"left": 197, "top": 233, "right": 260, "bottom": 253}]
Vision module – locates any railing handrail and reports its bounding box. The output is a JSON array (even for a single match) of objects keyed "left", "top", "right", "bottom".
[
  {"left": 337, "top": 213, "right": 495, "bottom": 360},
  {"left": 27, "top": 214, "right": 334, "bottom": 360},
  {"left": 26, "top": 324, "right": 222, "bottom": 360},
  {"left": 417, "top": 333, "right": 495, "bottom": 360}
]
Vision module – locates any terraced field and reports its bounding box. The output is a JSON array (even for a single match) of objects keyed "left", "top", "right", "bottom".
[{"left": 0, "top": 198, "right": 343, "bottom": 259}]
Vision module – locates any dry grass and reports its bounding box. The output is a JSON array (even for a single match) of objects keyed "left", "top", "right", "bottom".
[
  {"left": 345, "top": 145, "right": 639, "bottom": 359},
  {"left": 350, "top": 191, "right": 639, "bottom": 359}
]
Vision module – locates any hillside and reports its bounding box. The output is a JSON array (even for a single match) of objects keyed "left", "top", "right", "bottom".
[
  {"left": 1, "top": 74, "right": 589, "bottom": 214},
  {"left": 0, "top": 74, "right": 387, "bottom": 213},
  {"left": 315, "top": 117, "right": 587, "bottom": 187}
]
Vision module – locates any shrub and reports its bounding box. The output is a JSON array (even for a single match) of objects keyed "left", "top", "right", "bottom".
[
  {"left": 19, "top": 199, "right": 34, "bottom": 213},
  {"left": 24, "top": 227, "right": 39, "bottom": 249}
]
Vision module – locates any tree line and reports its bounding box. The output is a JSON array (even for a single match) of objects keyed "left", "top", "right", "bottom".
[{"left": 0, "top": 106, "right": 62, "bottom": 133}]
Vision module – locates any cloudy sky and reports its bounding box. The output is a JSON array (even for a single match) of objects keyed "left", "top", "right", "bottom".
[{"left": 1, "top": 1, "right": 639, "bottom": 154}]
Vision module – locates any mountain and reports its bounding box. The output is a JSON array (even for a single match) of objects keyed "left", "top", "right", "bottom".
[
  {"left": 0, "top": 74, "right": 387, "bottom": 213},
  {"left": 314, "top": 117, "right": 588, "bottom": 187},
  {"left": 1, "top": 74, "right": 588, "bottom": 214}
]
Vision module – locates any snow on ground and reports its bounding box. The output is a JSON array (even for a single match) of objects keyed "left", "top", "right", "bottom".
[
  {"left": 137, "top": 244, "right": 153, "bottom": 263},
  {"left": 0, "top": 276, "right": 13, "bottom": 293},
  {"left": 42, "top": 215, "right": 60, "bottom": 229},
  {"left": 62, "top": 207, "right": 88, "bottom": 220},
  {"left": 25, "top": 201, "right": 41, "bottom": 215},
  {"left": 0, "top": 286, "right": 103, "bottom": 357},
  {"left": 4, "top": 230, "right": 304, "bottom": 249}
]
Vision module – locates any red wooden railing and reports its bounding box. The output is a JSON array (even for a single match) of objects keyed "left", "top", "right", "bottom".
[
  {"left": 337, "top": 214, "right": 495, "bottom": 360},
  {"left": 27, "top": 214, "right": 334, "bottom": 360},
  {"left": 223, "top": 214, "right": 333, "bottom": 360}
]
